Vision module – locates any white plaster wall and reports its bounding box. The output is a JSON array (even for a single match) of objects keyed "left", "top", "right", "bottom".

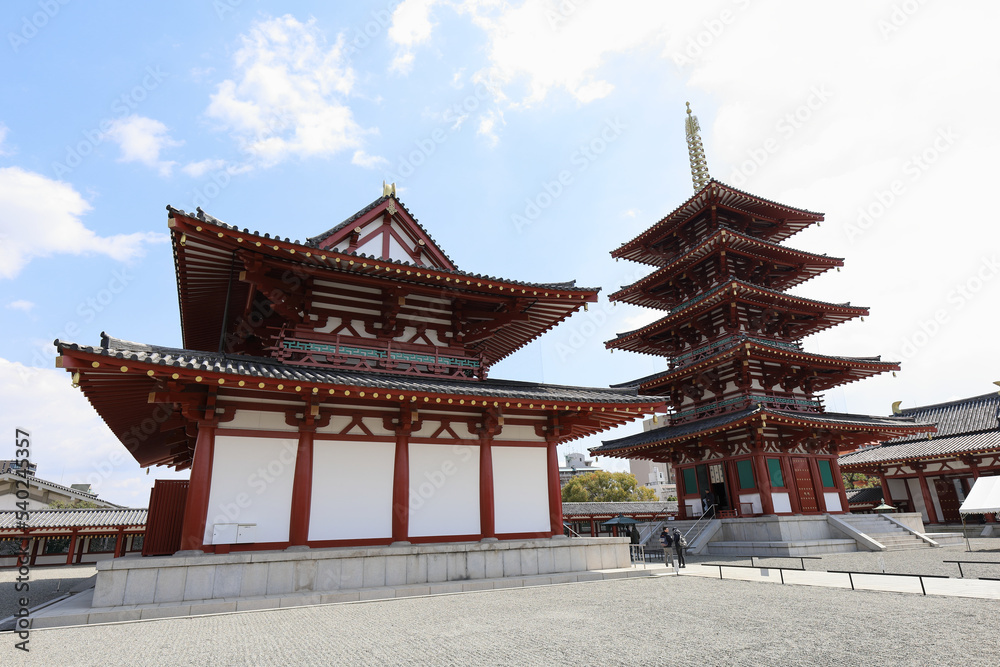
[
  {"left": 906, "top": 477, "right": 929, "bottom": 522},
  {"left": 225, "top": 410, "right": 298, "bottom": 432},
  {"left": 496, "top": 425, "right": 544, "bottom": 441},
  {"left": 887, "top": 478, "right": 908, "bottom": 501},
  {"left": 0, "top": 496, "right": 49, "bottom": 511},
  {"left": 309, "top": 440, "right": 395, "bottom": 541},
  {"left": 388, "top": 235, "right": 410, "bottom": 262},
  {"left": 824, "top": 492, "right": 842, "bottom": 512},
  {"left": 492, "top": 446, "right": 550, "bottom": 534},
  {"left": 408, "top": 444, "right": 480, "bottom": 537},
  {"left": 204, "top": 436, "right": 298, "bottom": 544},
  {"left": 772, "top": 492, "right": 791, "bottom": 513},
  {"left": 738, "top": 493, "right": 762, "bottom": 514}
]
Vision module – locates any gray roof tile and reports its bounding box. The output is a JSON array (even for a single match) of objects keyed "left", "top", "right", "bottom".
[
  {"left": 0, "top": 508, "right": 147, "bottom": 530},
  {"left": 57, "top": 335, "right": 653, "bottom": 405}
]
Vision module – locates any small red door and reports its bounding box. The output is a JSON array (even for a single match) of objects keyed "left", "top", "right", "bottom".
[
  {"left": 791, "top": 457, "right": 818, "bottom": 513},
  {"left": 933, "top": 478, "right": 961, "bottom": 523}
]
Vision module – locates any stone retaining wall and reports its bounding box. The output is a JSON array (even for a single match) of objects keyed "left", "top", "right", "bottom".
[{"left": 92, "top": 537, "right": 630, "bottom": 608}]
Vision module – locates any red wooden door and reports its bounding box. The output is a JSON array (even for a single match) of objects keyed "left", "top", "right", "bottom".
[
  {"left": 933, "top": 478, "right": 961, "bottom": 523},
  {"left": 791, "top": 458, "right": 818, "bottom": 513}
]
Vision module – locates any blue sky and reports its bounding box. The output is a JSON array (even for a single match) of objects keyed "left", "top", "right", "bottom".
[{"left": 2, "top": 1, "right": 998, "bottom": 506}]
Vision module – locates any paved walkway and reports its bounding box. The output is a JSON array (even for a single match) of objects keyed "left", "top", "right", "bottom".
[{"left": 4, "top": 571, "right": 999, "bottom": 666}]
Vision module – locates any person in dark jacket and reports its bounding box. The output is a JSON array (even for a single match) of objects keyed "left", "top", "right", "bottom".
[
  {"left": 629, "top": 525, "right": 640, "bottom": 544},
  {"left": 672, "top": 527, "right": 686, "bottom": 568},
  {"left": 659, "top": 528, "right": 673, "bottom": 566}
]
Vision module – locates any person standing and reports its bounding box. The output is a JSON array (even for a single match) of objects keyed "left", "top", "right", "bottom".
[
  {"left": 672, "top": 527, "right": 686, "bottom": 568},
  {"left": 659, "top": 528, "right": 673, "bottom": 566}
]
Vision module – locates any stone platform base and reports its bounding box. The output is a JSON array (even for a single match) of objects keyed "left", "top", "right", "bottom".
[
  {"left": 30, "top": 562, "right": 665, "bottom": 629},
  {"left": 89, "top": 537, "right": 629, "bottom": 611}
]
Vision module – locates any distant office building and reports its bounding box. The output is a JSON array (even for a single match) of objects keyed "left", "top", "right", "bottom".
[{"left": 559, "top": 452, "right": 604, "bottom": 487}]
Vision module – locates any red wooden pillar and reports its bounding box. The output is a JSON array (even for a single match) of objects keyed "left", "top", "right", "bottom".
[
  {"left": 114, "top": 527, "right": 127, "bottom": 558},
  {"left": 179, "top": 422, "right": 217, "bottom": 551},
  {"left": 391, "top": 429, "right": 410, "bottom": 543},
  {"left": 65, "top": 530, "right": 78, "bottom": 566},
  {"left": 878, "top": 469, "right": 891, "bottom": 506},
  {"left": 28, "top": 537, "right": 40, "bottom": 566},
  {"left": 288, "top": 426, "right": 315, "bottom": 546},
  {"left": 807, "top": 457, "right": 828, "bottom": 513},
  {"left": 754, "top": 454, "right": 775, "bottom": 515},
  {"left": 75, "top": 535, "right": 86, "bottom": 564},
  {"left": 479, "top": 436, "right": 495, "bottom": 540},
  {"left": 675, "top": 464, "right": 688, "bottom": 519},
  {"left": 830, "top": 457, "right": 850, "bottom": 514},
  {"left": 781, "top": 456, "right": 801, "bottom": 514},
  {"left": 914, "top": 466, "right": 939, "bottom": 524},
  {"left": 726, "top": 460, "right": 742, "bottom": 514},
  {"left": 547, "top": 441, "right": 564, "bottom": 536},
  {"left": 589, "top": 519, "right": 595, "bottom": 536}
]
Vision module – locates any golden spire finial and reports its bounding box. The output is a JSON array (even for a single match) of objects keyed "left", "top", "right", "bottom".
[
  {"left": 685, "top": 102, "right": 710, "bottom": 192},
  {"left": 382, "top": 180, "right": 396, "bottom": 197}
]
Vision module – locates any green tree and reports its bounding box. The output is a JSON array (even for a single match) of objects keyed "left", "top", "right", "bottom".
[
  {"left": 561, "top": 471, "right": 658, "bottom": 503},
  {"left": 842, "top": 472, "right": 879, "bottom": 490},
  {"left": 48, "top": 499, "right": 103, "bottom": 509}
]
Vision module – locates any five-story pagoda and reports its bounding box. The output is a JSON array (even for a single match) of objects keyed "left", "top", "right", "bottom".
[{"left": 591, "top": 105, "right": 933, "bottom": 519}]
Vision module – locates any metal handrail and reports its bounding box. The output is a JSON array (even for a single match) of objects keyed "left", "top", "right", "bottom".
[
  {"left": 683, "top": 506, "right": 715, "bottom": 544},
  {"left": 563, "top": 523, "right": 582, "bottom": 538}
]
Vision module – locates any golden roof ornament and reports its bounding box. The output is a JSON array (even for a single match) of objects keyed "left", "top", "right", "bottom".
[
  {"left": 685, "top": 102, "right": 711, "bottom": 192},
  {"left": 382, "top": 180, "right": 396, "bottom": 197}
]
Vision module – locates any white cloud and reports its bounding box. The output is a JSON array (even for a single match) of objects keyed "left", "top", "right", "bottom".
[
  {"left": 0, "top": 122, "right": 10, "bottom": 155},
  {"left": 388, "top": 0, "right": 438, "bottom": 74},
  {"left": 6, "top": 299, "right": 34, "bottom": 311},
  {"left": 106, "top": 115, "right": 182, "bottom": 176},
  {"left": 0, "top": 359, "right": 187, "bottom": 507},
  {"left": 181, "top": 158, "right": 227, "bottom": 178},
  {"left": 351, "top": 150, "right": 389, "bottom": 168},
  {"left": 206, "top": 14, "right": 368, "bottom": 167},
  {"left": 0, "top": 166, "right": 165, "bottom": 279}
]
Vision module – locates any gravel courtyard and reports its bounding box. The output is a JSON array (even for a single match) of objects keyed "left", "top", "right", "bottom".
[{"left": 4, "top": 560, "right": 999, "bottom": 666}]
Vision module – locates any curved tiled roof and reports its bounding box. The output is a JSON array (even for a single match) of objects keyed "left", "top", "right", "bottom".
[
  {"left": 0, "top": 508, "right": 147, "bottom": 530},
  {"left": 839, "top": 431, "right": 1000, "bottom": 468},
  {"left": 59, "top": 335, "right": 654, "bottom": 405},
  {"left": 839, "top": 392, "right": 1000, "bottom": 468},
  {"left": 562, "top": 502, "right": 671, "bottom": 517},
  {"left": 168, "top": 204, "right": 589, "bottom": 293},
  {"left": 593, "top": 407, "right": 930, "bottom": 456},
  {"left": 888, "top": 392, "right": 1000, "bottom": 443}
]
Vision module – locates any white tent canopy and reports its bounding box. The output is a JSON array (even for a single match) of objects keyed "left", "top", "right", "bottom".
[{"left": 959, "top": 476, "right": 1000, "bottom": 515}]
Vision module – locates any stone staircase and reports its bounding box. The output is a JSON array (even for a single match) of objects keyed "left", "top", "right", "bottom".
[{"left": 837, "top": 514, "right": 932, "bottom": 551}]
